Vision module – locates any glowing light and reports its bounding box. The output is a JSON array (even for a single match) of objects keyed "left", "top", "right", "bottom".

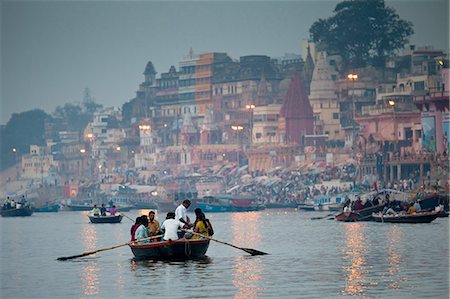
[
  {"left": 347, "top": 74, "right": 358, "bottom": 80},
  {"left": 388, "top": 100, "right": 395, "bottom": 107}
]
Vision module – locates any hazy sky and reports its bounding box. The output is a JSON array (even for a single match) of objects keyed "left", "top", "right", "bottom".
[{"left": 1, "top": 0, "right": 449, "bottom": 124}]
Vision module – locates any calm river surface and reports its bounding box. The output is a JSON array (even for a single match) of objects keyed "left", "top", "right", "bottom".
[{"left": 1, "top": 209, "right": 448, "bottom": 298}]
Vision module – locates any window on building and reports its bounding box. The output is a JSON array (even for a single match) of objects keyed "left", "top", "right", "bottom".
[
  {"left": 256, "top": 133, "right": 262, "bottom": 139},
  {"left": 414, "top": 81, "right": 425, "bottom": 90},
  {"left": 333, "top": 113, "right": 339, "bottom": 120}
]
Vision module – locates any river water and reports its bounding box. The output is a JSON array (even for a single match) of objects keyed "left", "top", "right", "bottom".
[{"left": 1, "top": 209, "right": 448, "bottom": 298}]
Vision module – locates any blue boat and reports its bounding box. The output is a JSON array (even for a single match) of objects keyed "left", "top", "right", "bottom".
[
  {"left": 33, "top": 204, "right": 60, "bottom": 213},
  {"left": 197, "top": 196, "right": 264, "bottom": 213}
]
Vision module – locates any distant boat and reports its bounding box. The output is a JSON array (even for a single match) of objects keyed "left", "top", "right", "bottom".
[
  {"left": 297, "top": 204, "right": 315, "bottom": 211},
  {"left": 312, "top": 195, "right": 345, "bottom": 211},
  {"left": 129, "top": 239, "right": 210, "bottom": 260},
  {"left": 416, "top": 192, "right": 449, "bottom": 211},
  {"left": 33, "top": 204, "right": 60, "bottom": 213},
  {"left": 197, "top": 195, "right": 264, "bottom": 213},
  {"left": 265, "top": 202, "right": 298, "bottom": 209},
  {"left": 62, "top": 203, "right": 132, "bottom": 212},
  {"left": 335, "top": 204, "right": 385, "bottom": 222},
  {"left": 371, "top": 212, "right": 439, "bottom": 223},
  {"left": 1, "top": 206, "right": 33, "bottom": 217},
  {"left": 88, "top": 214, "right": 123, "bottom": 223}
]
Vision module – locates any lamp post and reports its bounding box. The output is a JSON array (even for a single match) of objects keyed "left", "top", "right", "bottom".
[
  {"left": 389, "top": 99, "right": 397, "bottom": 153},
  {"left": 347, "top": 73, "right": 358, "bottom": 188},
  {"left": 231, "top": 125, "right": 244, "bottom": 166},
  {"left": 347, "top": 74, "right": 358, "bottom": 157},
  {"left": 12, "top": 148, "right": 19, "bottom": 179},
  {"left": 246, "top": 104, "right": 255, "bottom": 145}
]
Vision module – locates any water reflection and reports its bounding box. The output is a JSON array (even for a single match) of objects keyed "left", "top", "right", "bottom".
[
  {"left": 231, "top": 212, "right": 262, "bottom": 246},
  {"left": 232, "top": 256, "right": 264, "bottom": 299},
  {"left": 81, "top": 223, "right": 99, "bottom": 296},
  {"left": 231, "top": 212, "right": 264, "bottom": 298},
  {"left": 384, "top": 225, "right": 404, "bottom": 289},
  {"left": 341, "top": 223, "right": 369, "bottom": 296}
]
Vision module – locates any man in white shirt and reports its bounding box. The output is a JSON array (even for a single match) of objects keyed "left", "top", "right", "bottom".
[
  {"left": 161, "top": 212, "right": 187, "bottom": 240},
  {"left": 175, "top": 200, "right": 192, "bottom": 227}
]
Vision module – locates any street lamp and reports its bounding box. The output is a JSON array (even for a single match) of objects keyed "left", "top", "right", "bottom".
[
  {"left": 388, "top": 99, "right": 398, "bottom": 152},
  {"left": 347, "top": 73, "right": 358, "bottom": 156},
  {"left": 231, "top": 125, "right": 244, "bottom": 166},
  {"left": 246, "top": 104, "right": 256, "bottom": 145}
]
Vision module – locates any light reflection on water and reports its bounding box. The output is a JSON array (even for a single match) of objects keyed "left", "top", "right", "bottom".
[
  {"left": 385, "top": 225, "right": 405, "bottom": 290},
  {"left": 81, "top": 221, "right": 99, "bottom": 296},
  {"left": 341, "top": 223, "right": 369, "bottom": 296},
  {"left": 231, "top": 212, "right": 264, "bottom": 298}
]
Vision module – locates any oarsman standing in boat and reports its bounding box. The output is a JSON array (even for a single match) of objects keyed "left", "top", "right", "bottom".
[
  {"left": 175, "top": 200, "right": 193, "bottom": 228},
  {"left": 147, "top": 210, "right": 160, "bottom": 237}
]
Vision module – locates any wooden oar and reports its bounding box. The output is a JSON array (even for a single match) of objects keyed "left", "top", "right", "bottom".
[
  {"left": 183, "top": 229, "right": 267, "bottom": 256},
  {"left": 120, "top": 212, "right": 136, "bottom": 222},
  {"left": 57, "top": 234, "right": 163, "bottom": 261},
  {"left": 310, "top": 213, "right": 335, "bottom": 220}
]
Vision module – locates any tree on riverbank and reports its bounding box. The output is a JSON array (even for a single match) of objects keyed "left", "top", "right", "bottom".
[{"left": 309, "top": 0, "right": 414, "bottom": 69}]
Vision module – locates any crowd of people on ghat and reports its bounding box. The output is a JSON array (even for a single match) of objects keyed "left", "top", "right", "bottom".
[{"left": 130, "top": 199, "right": 214, "bottom": 244}]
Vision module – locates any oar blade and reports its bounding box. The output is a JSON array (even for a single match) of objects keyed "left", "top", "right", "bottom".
[
  {"left": 242, "top": 248, "right": 268, "bottom": 256},
  {"left": 57, "top": 252, "right": 93, "bottom": 261}
]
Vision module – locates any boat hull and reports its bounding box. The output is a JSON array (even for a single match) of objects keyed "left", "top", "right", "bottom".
[
  {"left": 129, "top": 239, "right": 210, "bottom": 260},
  {"left": 1, "top": 206, "right": 33, "bottom": 217},
  {"left": 197, "top": 203, "right": 265, "bottom": 213},
  {"left": 88, "top": 215, "right": 123, "bottom": 223},
  {"left": 265, "top": 203, "right": 298, "bottom": 209},
  {"left": 372, "top": 212, "right": 439, "bottom": 223},
  {"left": 335, "top": 204, "right": 385, "bottom": 222},
  {"left": 33, "top": 204, "right": 60, "bottom": 213},
  {"left": 418, "top": 193, "right": 449, "bottom": 211}
]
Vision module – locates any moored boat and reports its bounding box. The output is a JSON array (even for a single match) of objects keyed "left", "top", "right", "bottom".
[
  {"left": 129, "top": 238, "right": 210, "bottom": 260},
  {"left": 335, "top": 203, "right": 385, "bottom": 222},
  {"left": 33, "top": 204, "right": 60, "bottom": 213},
  {"left": 416, "top": 192, "right": 449, "bottom": 211},
  {"left": 297, "top": 204, "right": 315, "bottom": 211},
  {"left": 1, "top": 206, "right": 33, "bottom": 217},
  {"left": 88, "top": 214, "right": 123, "bottom": 223},
  {"left": 372, "top": 212, "right": 439, "bottom": 223}
]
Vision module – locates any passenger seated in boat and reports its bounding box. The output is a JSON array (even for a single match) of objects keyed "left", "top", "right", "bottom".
[
  {"left": 363, "top": 200, "right": 373, "bottom": 209},
  {"left": 130, "top": 217, "right": 141, "bottom": 241},
  {"left": 194, "top": 208, "right": 214, "bottom": 236},
  {"left": 192, "top": 212, "right": 211, "bottom": 239},
  {"left": 100, "top": 204, "right": 107, "bottom": 216},
  {"left": 10, "top": 199, "right": 16, "bottom": 209},
  {"left": 413, "top": 201, "right": 422, "bottom": 212},
  {"left": 161, "top": 212, "right": 188, "bottom": 241},
  {"left": 372, "top": 196, "right": 380, "bottom": 206},
  {"left": 353, "top": 199, "right": 364, "bottom": 211},
  {"left": 91, "top": 205, "right": 100, "bottom": 216},
  {"left": 407, "top": 202, "right": 416, "bottom": 214},
  {"left": 147, "top": 211, "right": 160, "bottom": 237},
  {"left": 343, "top": 205, "right": 351, "bottom": 213},
  {"left": 134, "top": 215, "right": 150, "bottom": 243},
  {"left": 108, "top": 205, "right": 117, "bottom": 216}
]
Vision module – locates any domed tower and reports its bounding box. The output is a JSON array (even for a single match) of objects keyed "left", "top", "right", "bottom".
[
  {"left": 143, "top": 61, "right": 157, "bottom": 85},
  {"left": 303, "top": 42, "right": 315, "bottom": 95},
  {"left": 280, "top": 72, "right": 314, "bottom": 145}
]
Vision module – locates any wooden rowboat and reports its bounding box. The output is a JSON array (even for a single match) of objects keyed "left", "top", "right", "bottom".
[
  {"left": 372, "top": 212, "right": 439, "bottom": 223},
  {"left": 335, "top": 204, "right": 385, "bottom": 222},
  {"left": 88, "top": 214, "right": 123, "bottom": 223},
  {"left": 0, "top": 206, "right": 33, "bottom": 217},
  {"left": 129, "top": 238, "right": 210, "bottom": 260}
]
